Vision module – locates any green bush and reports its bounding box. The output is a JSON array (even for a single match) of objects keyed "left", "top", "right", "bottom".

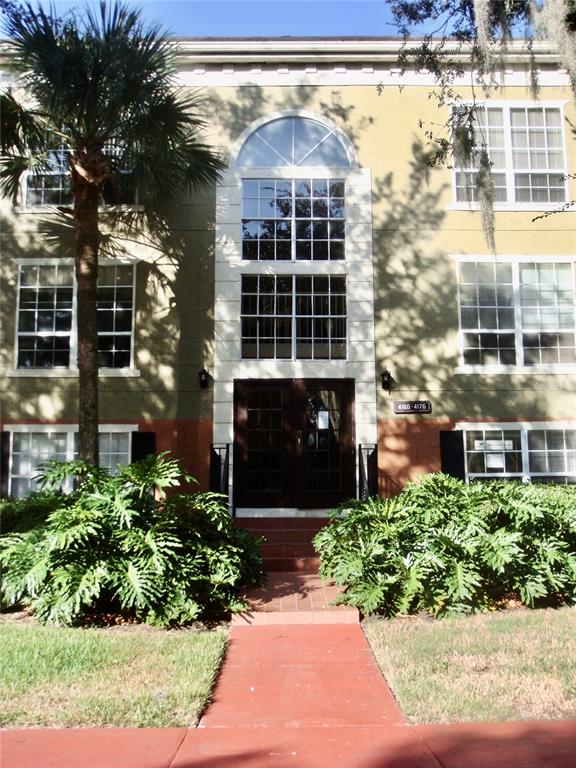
[
  {"left": 314, "top": 474, "right": 576, "bottom": 617},
  {"left": 1, "top": 454, "right": 263, "bottom": 626},
  {"left": 0, "top": 493, "right": 62, "bottom": 534}
]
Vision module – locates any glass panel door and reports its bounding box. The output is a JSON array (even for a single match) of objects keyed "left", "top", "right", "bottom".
[
  {"left": 234, "top": 379, "right": 355, "bottom": 509},
  {"left": 302, "top": 389, "right": 342, "bottom": 494}
]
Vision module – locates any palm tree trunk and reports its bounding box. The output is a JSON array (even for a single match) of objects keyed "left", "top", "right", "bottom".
[{"left": 74, "top": 180, "right": 100, "bottom": 466}]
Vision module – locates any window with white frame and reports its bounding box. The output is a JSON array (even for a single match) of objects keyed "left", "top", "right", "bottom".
[
  {"left": 16, "top": 262, "right": 135, "bottom": 370},
  {"left": 453, "top": 104, "right": 567, "bottom": 205},
  {"left": 241, "top": 274, "right": 346, "bottom": 360},
  {"left": 462, "top": 425, "right": 576, "bottom": 484},
  {"left": 96, "top": 264, "right": 134, "bottom": 368},
  {"left": 457, "top": 259, "right": 576, "bottom": 368},
  {"left": 24, "top": 138, "right": 136, "bottom": 207},
  {"left": 17, "top": 263, "right": 74, "bottom": 368},
  {"left": 26, "top": 140, "right": 72, "bottom": 206},
  {"left": 9, "top": 429, "right": 132, "bottom": 497},
  {"left": 242, "top": 178, "right": 345, "bottom": 261}
]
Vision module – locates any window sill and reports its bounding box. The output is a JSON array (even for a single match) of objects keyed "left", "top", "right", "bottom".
[
  {"left": 14, "top": 204, "right": 144, "bottom": 215},
  {"left": 446, "top": 202, "right": 575, "bottom": 213},
  {"left": 8, "top": 368, "right": 141, "bottom": 378},
  {"left": 455, "top": 365, "right": 576, "bottom": 375}
]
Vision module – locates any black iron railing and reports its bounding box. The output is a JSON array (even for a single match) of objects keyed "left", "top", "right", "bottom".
[
  {"left": 358, "top": 443, "right": 378, "bottom": 500},
  {"left": 210, "top": 444, "right": 230, "bottom": 497}
]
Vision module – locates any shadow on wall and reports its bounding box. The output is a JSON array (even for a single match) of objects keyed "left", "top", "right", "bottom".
[
  {"left": 371, "top": 139, "right": 571, "bottom": 489},
  {"left": 210, "top": 83, "right": 374, "bottom": 160},
  {"left": 0, "top": 204, "right": 217, "bottom": 485},
  {"left": 0, "top": 84, "right": 379, "bottom": 486},
  {"left": 0, "top": 216, "right": 81, "bottom": 423}
]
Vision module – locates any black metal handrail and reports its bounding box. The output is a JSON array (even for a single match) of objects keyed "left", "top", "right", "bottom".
[
  {"left": 358, "top": 443, "right": 378, "bottom": 500},
  {"left": 210, "top": 444, "right": 230, "bottom": 498}
]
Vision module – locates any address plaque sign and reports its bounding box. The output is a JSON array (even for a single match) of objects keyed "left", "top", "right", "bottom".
[{"left": 393, "top": 400, "right": 432, "bottom": 415}]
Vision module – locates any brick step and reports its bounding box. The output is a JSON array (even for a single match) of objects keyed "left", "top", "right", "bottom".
[
  {"left": 235, "top": 517, "right": 330, "bottom": 531},
  {"left": 261, "top": 543, "right": 317, "bottom": 558},
  {"left": 251, "top": 529, "right": 325, "bottom": 545},
  {"left": 235, "top": 518, "right": 328, "bottom": 572},
  {"left": 264, "top": 556, "right": 321, "bottom": 572}
]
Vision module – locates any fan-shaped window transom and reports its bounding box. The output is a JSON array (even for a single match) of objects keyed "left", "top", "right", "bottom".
[{"left": 237, "top": 116, "right": 352, "bottom": 168}]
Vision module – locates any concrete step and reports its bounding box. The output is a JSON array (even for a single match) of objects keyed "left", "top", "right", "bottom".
[{"left": 231, "top": 607, "right": 359, "bottom": 625}]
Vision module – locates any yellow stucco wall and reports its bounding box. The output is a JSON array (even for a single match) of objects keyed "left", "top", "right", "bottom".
[{"left": 1, "top": 73, "right": 574, "bottom": 426}]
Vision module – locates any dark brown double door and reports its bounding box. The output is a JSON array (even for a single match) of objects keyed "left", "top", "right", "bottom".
[{"left": 234, "top": 379, "right": 355, "bottom": 509}]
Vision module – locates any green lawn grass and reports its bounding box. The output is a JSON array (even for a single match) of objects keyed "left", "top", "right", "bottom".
[
  {"left": 364, "top": 607, "right": 576, "bottom": 724},
  {"left": 0, "top": 621, "right": 227, "bottom": 727}
]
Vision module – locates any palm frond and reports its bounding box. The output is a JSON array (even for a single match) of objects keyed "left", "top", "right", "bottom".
[
  {"left": 1, "top": 1, "right": 223, "bottom": 205},
  {"left": 0, "top": 90, "right": 45, "bottom": 153},
  {"left": 0, "top": 154, "right": 29, "bottom": 202}
]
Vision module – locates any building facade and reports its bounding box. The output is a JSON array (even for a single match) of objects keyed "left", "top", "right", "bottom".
[{"left": 1, "top": 38, "right": 575, "bottom": 511}]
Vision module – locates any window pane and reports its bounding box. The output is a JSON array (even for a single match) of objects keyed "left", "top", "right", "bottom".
[
  {"left": 519, "top": 263, "right": 576, "bottom": 365},
  {"left": 97, "top": 265, "right": 133, "bottom": 368},
  {"left": 465, "top": 429, "right": 522, "bottom": 477},
  {"left": 17, "top": 263, "right": 134, "bottom": 370},
  {"left": 454, "top": 105, "right": 565, "bottom": 205},
  {"left": 10, "top": 431, "right": 70, "bottom": 496},
  {"left": 242, "top": 177, "right": 346, "bottom": 261},
  {"left": 527, "top": 429, "right": 576, "bottom": 481},
  {"left": 241, "top": 274, "right": 347, "bottom": 360}
]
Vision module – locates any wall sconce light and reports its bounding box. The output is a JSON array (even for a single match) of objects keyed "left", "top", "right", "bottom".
[
  {"left": 381, "top": 368, "right": 394, "bottom": 394},
  {"left": 198, "top": 368, "right": 210, "bottom": 389}
]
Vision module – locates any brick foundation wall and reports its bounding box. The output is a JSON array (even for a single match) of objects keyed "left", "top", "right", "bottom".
[{"left": 377, "top": 417, "right": 457, "bottom": 495}]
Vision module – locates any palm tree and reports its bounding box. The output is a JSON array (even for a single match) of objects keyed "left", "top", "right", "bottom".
[{"left": 0, "top": 0, "right": 223, "bottom": 465}]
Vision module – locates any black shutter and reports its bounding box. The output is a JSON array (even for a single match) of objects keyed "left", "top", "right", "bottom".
[
  {"left": 439, "top": 430, "right": 466, "bottom": 480},
  {"left": 131, "top": 432, "right": 156, "bottom": 463},
  {"left": 0, "top": 431, "right": 10, "bottom": 498}
]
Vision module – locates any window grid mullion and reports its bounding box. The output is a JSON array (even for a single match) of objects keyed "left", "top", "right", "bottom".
[
  {"left": 520, "top": 428, "right": 530, "bottom": 480},
  {"left": 503, "top": 107, "right": 515, "bottom": 203},
  {"left": 65, "top": 431, "right": 76, "bottom": 493},
  {"left": 291, "top": 179, "right": 296, "bottom": 262},
  {"left": 291, "top": 275, "right": 296, "bottom": 359},
  {"left": 512, "top": 261, "right": 524, "bottom": 366},
  {"left": 70, "top": 265, "right": 79, "bottom": 369},
  {"left": 13, "top": 264, "right": 23, "bottom": 369}
]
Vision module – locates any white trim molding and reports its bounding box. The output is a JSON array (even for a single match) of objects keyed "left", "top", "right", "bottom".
[
  {"left": 455, "top": 420, "right": 576, "bottom": 483},
  {"left": 452, "top": 254, "right": 576, "bottom": 374},
  {"left": 229, "top": 109, "right": 359, "bottom": 170},
  {"left": 4, "top": 424, "right": 135, "bottom": 497},
  {"left": 214, "top": 118, "right": 376, "bottom": 505}
]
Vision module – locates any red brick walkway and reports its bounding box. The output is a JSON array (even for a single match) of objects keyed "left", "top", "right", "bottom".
[
  {"left": 231, "top": 571, "right": 359, "bottom": 625},
  {"left": 3, "top": 572, "right": 576, "bottom": 768}
]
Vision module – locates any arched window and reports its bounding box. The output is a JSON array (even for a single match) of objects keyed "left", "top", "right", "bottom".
[{"left": 237, "top": 115, "right": 353, "bottom": 168}]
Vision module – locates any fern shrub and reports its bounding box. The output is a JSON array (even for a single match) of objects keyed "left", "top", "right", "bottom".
[
  {"left": 314, "top": 474, "right": 576, "bottom": 617},
  {"left": 1, "top": 454, "right": 263, "bottom": 626}
]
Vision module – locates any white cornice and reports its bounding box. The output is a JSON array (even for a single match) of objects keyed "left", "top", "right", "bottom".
[
  {"left": 0, "top": 37, "right": 564, "bottom": 69},
  {"left": 173, "top": 37, "right": 560, "bottom": 63}
]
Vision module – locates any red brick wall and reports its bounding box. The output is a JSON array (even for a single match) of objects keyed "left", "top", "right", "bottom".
[
  {"left": 377, "top": 418, "right": 457, "bottom": 496},
  {"left": 137, "top": 418, "right": 213, "bottom": 490}
]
